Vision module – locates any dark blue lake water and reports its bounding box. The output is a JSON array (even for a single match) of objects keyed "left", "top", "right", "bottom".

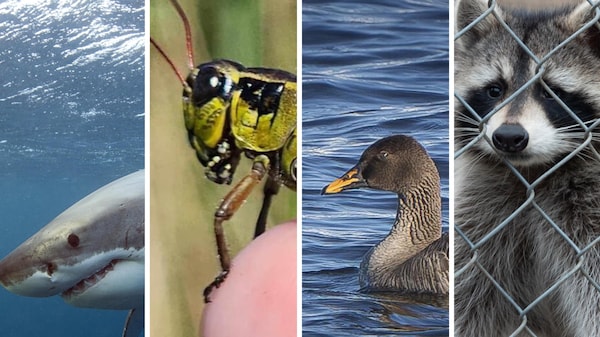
[
  {"left": 0, "top": 0, "right": 144, "bottom": 336},
  {"left": 301, "top": 0, "right": 449, "bottom": 335}
]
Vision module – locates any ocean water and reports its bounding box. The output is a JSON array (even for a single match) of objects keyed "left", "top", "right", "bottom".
[
  {"left": 0, "top": 0, "right": 144, "bottom": 336},
  {"left": 301, "top": 0, "right": 450, "bottom": 336}
]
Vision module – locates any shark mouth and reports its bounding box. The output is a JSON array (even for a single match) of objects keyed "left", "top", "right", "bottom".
[{"left": 62, "top": 259, "right": 119, "bottom": 299}]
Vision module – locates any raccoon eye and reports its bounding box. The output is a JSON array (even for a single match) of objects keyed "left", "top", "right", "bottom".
[{"left": 486, "top": 84, "right": 504, "bottom": 99}]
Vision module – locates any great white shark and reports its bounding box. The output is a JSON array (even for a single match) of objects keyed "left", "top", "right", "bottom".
[{"left": 0, "top": 170, "right": 145, "bottom": 337}]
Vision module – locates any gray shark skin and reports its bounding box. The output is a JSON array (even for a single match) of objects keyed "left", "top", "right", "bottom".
[{"left": 0, "top": 170, "right": 145, "bottom": 337}]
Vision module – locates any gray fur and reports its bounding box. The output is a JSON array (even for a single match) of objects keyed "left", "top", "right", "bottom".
[{"left": 455, "top": 0, "right": 600, "bottom": 336}]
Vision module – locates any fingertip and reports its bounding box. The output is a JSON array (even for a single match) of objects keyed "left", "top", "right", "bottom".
[{"left": 202, "top": 221, "right": 297, "bottom": 337}]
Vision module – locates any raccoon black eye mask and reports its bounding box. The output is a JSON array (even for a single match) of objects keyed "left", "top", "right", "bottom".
[{"left": 322, "top": 135, "right": 449, "bottom": 295}]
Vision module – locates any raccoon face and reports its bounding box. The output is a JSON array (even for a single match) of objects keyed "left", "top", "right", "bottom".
[{"left": 454, "top": 0, "right": 600, "bottom": 168}]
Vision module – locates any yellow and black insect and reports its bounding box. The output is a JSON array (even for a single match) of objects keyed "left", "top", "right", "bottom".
[{"left": 151, "top": 0, "right": 297, "bottom": 302}]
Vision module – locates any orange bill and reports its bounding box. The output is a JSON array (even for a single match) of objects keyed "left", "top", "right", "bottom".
[{"left": 321, "top": 167, "right": 367, "bottom": 194}]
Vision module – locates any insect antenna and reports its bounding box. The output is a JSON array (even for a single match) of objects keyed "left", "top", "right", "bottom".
[
  {"left": 150, "top": 0, "right": 197, "bottom": 86},
  {"left": 150, "top": 37, "right": 187, "bottom": 86},
  {"left": 167, "top": 0, "right": 195, "bottom": 70}
]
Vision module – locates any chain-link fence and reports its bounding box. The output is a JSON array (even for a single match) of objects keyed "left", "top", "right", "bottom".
[{"left": 454, "top": 0, "right": 600, "bottom": 336}]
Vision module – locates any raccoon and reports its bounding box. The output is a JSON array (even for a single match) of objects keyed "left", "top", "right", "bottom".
[{"left": 454, "top": 0, "right": 600, "bottom": 336}]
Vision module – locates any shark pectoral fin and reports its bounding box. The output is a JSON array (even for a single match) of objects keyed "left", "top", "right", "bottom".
[{"left": 122, "top": 308, "right": 144, "bottom": 337}]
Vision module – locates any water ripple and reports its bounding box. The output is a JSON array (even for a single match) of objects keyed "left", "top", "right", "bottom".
[{"left": 302, "top": 0, "right": 449, "bottom": 335}]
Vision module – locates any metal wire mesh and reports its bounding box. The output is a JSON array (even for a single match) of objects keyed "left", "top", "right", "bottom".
[{"left": 454, "top": 0, "right": 600, "bottom": 335}]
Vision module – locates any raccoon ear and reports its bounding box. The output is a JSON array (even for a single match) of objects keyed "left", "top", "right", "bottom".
[
  {"left": 456, "top": 0, "right": 504, "bottom": 40},
  {"left": 567, "top": 2, "right": 600, "bottom": 56}
]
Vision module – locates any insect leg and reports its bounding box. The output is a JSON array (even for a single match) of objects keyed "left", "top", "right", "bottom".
[
  {"left": 204, "top": 154, "right": 270, "bottom": 302},
  {"left": 254, "top": 175, "right": 280, "bottom": 238}
]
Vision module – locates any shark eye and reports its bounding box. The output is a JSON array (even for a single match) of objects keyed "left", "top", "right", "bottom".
[{"left": 67, "top": 234, "right": 80, "bottom": 248}]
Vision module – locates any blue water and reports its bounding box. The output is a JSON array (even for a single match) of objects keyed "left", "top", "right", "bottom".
[
  {"left": 302, "top": 0, "right": 449, "bottom": 336},
  {"left": 0, "top": 0, "right": 144, "bottom": 336}
]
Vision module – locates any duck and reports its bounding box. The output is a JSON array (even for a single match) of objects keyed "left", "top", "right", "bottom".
[{"left": 322, "top": 135, "right": 449, "bottom": 295}]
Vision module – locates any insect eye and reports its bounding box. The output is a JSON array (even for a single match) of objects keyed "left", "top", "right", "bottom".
[
  {"left": 192, "top": 66, "right": 232, "bottom": 106},
  {"left": 486, "top": 84, "right": 504, "bottom": 99},
  {"left": 208, "top": 76, "right": 219, "bottom": 88},
  {"left": 196, "top": 66, "right": 220, "bottom": 86}
]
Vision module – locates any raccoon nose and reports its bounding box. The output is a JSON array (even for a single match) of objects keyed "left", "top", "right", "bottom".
[{"left": 492, "top": 124, "right": 529, "bottom": 153}]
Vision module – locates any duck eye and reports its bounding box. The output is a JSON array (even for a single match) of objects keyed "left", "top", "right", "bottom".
[{"left": 378, "top": 151, "right": 388, "bottom": 160}]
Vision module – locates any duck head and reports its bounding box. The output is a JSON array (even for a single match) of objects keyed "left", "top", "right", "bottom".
[{"left": 321, "top": 135, "right": 437, "bottom": 196}]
